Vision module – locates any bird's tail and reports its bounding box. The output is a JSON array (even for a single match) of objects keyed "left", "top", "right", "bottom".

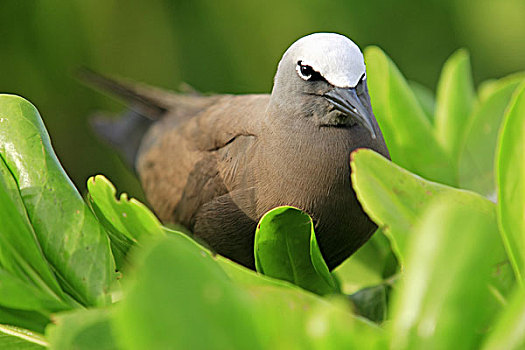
[{"left": 77, "top": 68, "right": 169, "bottom": 167}]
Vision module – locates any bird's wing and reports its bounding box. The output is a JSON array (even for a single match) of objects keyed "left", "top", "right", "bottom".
[
  {"left": 136, "top": 94, "right": 269, "bottom": 224},
  {"left": 80, "top": 70, "right": 269, "bottom": 263}
]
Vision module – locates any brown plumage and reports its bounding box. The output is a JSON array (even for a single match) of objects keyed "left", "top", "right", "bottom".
[{"left": 83, "top": 33, "right": 389, "bottom": 270}]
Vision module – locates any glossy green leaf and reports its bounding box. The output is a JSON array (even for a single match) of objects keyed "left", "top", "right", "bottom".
[
  {"left": 435, "top": 49, "right": 476, "bottom": 162},
  {"left": 87, "top": 175, "right": 164, "bottom": 269},
  {"left": 0, "top": 325, "right": 46, "bottom": 349},
  {"left": 365, "top": 46, "right": 455, "bottom": 186},
  {"left": 482, "top": 288, "right": 525, "bottom": 350},
  {"left": 390, "top": 199, "right": 502, "bottom": 350},
  {"left": 0, "top": 268, "right": 67, "bottom": 315},
  {"left": 408, "top": 80, "right": 435, "bottom": 122},
  {"left": 114, "top": 235, "right": 262, "bottom": 350},
  {"left": 478, "top": 72, "right": 525, "bottom": 103},
  {"left": 114, "top": 235, "right": 384, "bottom": 350},
  {"left": 254, "top": 206, "right": 338, "bottom": 295},
  {"left": 350, "top": 148, "right": 495, "bottom": 265},
  {"left": 163, "top": 226, "right": 297, "bottom": 290},
  {"left": 0, "top": 309, "right": 49, "bottom": 335},
  {"left": 46, "top": 308, "right": 116, "bottom": 350},
  {"left": 459, "top": 75, "right": 523, "bottom": 197},
  {"left": 0, "top": 158, "right": 70, "bottom": 313},
  {"left": 496, "top": 83, "right": 525, "bottom": 284},
  {"left": 0, "top": 94, "right": 114, "bottom": 306},
  {"left": 334, "top": 231, "right": 396, "bottom": 294},
  {"left": 248, "top": 285, "right": 386, "bottom": 350}
]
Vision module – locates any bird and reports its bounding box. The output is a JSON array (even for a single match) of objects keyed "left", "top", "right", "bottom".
[{"left": 81, "top": 32, "right": 390, "bottom": 271}]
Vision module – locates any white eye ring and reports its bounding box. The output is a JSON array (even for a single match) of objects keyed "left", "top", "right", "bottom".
[{"left": 296, "top": 61, "right": 314, "bottom": 81}]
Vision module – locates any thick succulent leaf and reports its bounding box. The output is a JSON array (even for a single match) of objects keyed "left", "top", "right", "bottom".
[
  {"left": 254, "top": 206, "right": 339, "bottom": 295},
  {"left": 334, "top": 231, "right": 396, "bottom": 294},
  {"left": 249, "top": 285, "right": 386, "bottom": 350},
  {"left": 87, "top": 175, "right": 164, "bottom": 269},
  {"left": 435, "top": 49, "right": 476, "bottom": 162},
  {"left": 350, "top": 149, "right": 495, "bottom": 265},
  {"left": 0, "top": 158, "right": 70, "bottom": 312},
  {"left": 478, "top": 72, "right": 525, "bottom": 103},
  {"left": 365, "top": 46, "right": 455, "bottom": 186},
  {"left": 496, "top": 83, "right": 525, "bottom": 284},
  {"left": 0, "top": 325, "right": 46, "bottom": 349},
  {"left": 162, "top": 226, "right": 298, "bottom": 290},
  {"left": 390, "top": 199, "right": 503, "bottom": 350},
  {"left": 482, "top": 288, "right": 525, "bottom": 350},
  {"left": 46, "top": 308, "right": 116, "bottom": 350},
  {"left": 351, "top": 149, "right": 514, "bottom": 304},
  {"left": 348, "top": 284, "right": 388, "bottom": 323},
  {"left": 408, "top": 80, "right": 435, "bottom": 122},
  {"left": 113, "top": 235, "right": 262, "bottom": 350},
  {"left": 114, "top": 235, "right": 385, "bottom": 350},
  {"left": 0, "top": 308, "right": 49, "bottom": 335},
  {"left": 0, "top": 95, "right": 114, "bottom": 306},
  {"left": 459, "top": 75, "right": 524, "bottom": 197},
  {"left": 0, "top": 268, "right": 68, "bottom": 315}
]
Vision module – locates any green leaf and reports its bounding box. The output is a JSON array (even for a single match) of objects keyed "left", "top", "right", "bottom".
[
  {"left": 350, "top": 148, "right": 494, "bottom": 265},
  {"left": 390, "top": 199, "right": 503, "bottom": 350},
  {"left": 0, "top": 268, "right": 66, "bottom": 314},
  {"left": 0, "top": 158, "right": 70, "bottom": 312},
  {"left": 365, "top": 46, "right": 455, "bottom": 186},
  {"left": 254, "top": 206, "right": 339, "bottom": 295},
  {"left": 348, "top": 284, "right": 388, "bottom": 323},
  {"left": 87, "top": 175, "right": 164, "bottom": 269},
  {"left": 0, "top": 325, "right": 47, "bottom": 349},
  {"left": 408, "top": 80, "right": 435, "bottom": 122},
  {"left": 459, "top": 75, "right": 524, "bottom": 197},
  {"left": 496, "top": 82, "right": 525, "bottom": 285},
  {"left": 114, "top": 234, "right": 385, "bottom": 350},
  {"left": 248, "top": 285, "right": 386, "bottom": 349},
  {"left": 113, "top": 235, "right": 262, "bottom": 350},
  {"left": 482, "top": 288, "right": 525, "bottom": 350},
  {"left": 163, "top": 226, "right": 296, "bottom": 290},
  {"left": 435, "top": 49, "right": 476, "bottom": 163},
  {"left": 0, "top": 94, "right": 115, "bottom": 306},
  {"left": 0, "top": 308, "right": 49, "bottom": 335},
  {"left": 46, "top": 308, "right": 117, "bottom": 350},
  {"left": 478, "top": 72, "right": 525, "bottom": 103},
  {"left": 334, "top": 231, "right": 397, "bottom": 294}
]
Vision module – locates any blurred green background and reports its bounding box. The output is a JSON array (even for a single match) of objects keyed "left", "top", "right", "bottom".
[{"left": 2, "top": 0, "right": 525, "bottom": 199}]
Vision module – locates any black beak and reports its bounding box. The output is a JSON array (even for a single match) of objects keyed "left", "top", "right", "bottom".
[{"left": 323, "top": 87, "right": 377, "bottom": 139}]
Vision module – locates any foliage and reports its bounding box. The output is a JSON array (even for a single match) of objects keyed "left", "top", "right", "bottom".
[{"left": 0, "top": 44, "right": 524, "bottom": 348}]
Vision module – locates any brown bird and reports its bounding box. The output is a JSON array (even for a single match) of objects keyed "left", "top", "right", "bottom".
[{"left": 82, "top": 33, "right": 389, "bottom": 270}]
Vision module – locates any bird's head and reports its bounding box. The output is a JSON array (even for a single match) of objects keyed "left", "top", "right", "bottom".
[{"left": 270, "top": 33, "right": 377, "bottom": 139}]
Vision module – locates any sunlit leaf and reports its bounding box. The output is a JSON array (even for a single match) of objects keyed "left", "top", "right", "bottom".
[
  {"left": 408, "top": 80, "right": 435, "bottom": 122},
  {"left": 0, "top": 325, "right": 46, "bottom": 349},
  {"left": 113, "top": 235, "right": 262, "bottom": 350},
  {"left": 459, "top": 75, "right": 524, "bottom": 197},
  {"left": 0, "top": 95, "right": 115, "bottom": 306},
  {"left": 350, "top": 148, "right": 495, "bottom": 265},
  {"left": 496, "top": 82, "right": 525, "bottom": 284},
  {"left": 87, "top": 175, "right": 164, "bottom": 269},
  {"left": 334, "top": 231, "right": 396, "bottom": 295},
  {"left": 482, "top": 288, "right": 525, "bottom": 350},
  {"left": 435, "top": 49, "right": 476, "bottom": 163},
  {"left": 46, "top": 308, "right": 116, "bottom": 350},
  {"left": 0, "top": 158, "right": 70, "bottom": 313},
  {"left": 254, "top": 206, "right": 339, "bottom": 295},
  {"left": 365, "top": 46, "right": 455, "bottom": 186},
  {"left": 390, "top": 199, "right": 502, "bottom": 350}
]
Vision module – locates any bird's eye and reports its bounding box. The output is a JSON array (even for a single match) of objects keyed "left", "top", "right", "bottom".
[{"left": 296, "top": 61, "right": 322, "bottom": 81}]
